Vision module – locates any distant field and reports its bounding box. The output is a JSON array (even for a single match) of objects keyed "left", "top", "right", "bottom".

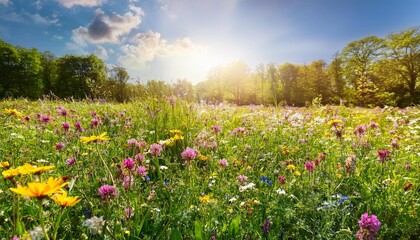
[{"left": 1, "top": 99, "right": 418, "bottom": 239}]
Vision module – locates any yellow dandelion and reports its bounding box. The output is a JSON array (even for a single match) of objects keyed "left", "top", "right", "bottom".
[
  {"left": 10, "top": 177, "right": 68, "bottom": 199},
  {"left": 1, "top": 161, "right": 9, "bottom": 168},
  {"left": 199, "top": 194, "right": 216, "bottom": 204},
  {"left": 328, "top": 119, "right": 342, "bottom": 126},
  {"left": 4, "top": 108, "right": 24, "bottom": 118},
  {"left": 80, "top": 132, "right": 110, "bottom": 143},
  {"left": 294, "top": 171, "right": 301, "bottom": 176},
  {"left": 51, "top": 191, "right": 81, "bottom": 207},
  {"left": 169, "top": 129, "right": 182, "bottom": 135},
  {"left": 170, "top": 134, "right": 184, "bottom": 142},
  {"left": 286, "top": 164, "right": 296, "bottom": 171}
]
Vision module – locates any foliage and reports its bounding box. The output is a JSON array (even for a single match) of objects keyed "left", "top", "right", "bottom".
[{"left": 0, "top": 99, "right": 419, "bottom": 239}]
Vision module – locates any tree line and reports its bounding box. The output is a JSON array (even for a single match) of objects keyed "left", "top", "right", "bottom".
[{"left": 1, "top": 27, "right": 419, "bottom": 107}]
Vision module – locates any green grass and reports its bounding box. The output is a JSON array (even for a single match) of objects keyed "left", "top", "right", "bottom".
[{"left": 1, "top": 99, "right": 419, "bottom": 239}]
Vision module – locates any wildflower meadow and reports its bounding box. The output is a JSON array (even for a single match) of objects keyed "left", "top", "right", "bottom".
[{"left": 1, "top": 98, "right": 419, "bottom": 239}]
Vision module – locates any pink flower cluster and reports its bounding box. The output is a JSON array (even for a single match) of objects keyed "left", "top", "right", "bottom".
[{"left": 356, "top": 212, "right": 381, "bottom": 240}]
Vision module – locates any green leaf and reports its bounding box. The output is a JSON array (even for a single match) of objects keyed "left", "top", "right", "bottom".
[
  {"left": 194, "top": 220, "right": 204, "bottom": 240},
  {"left": 170, "top": 229, "right": 183, "bottom": 240},
  {"left": 229, "top": 215, "right": 241, "bottom": 236}
]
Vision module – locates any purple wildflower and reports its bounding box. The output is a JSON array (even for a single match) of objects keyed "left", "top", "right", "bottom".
[
  {"left": 218, "top": 159, "right": 229, "bottom": 167},
  {"left": 136, "top": 166, "right": 147, "bottom": 177},
  {"left": 65, "top": 157, "right": 76, "bottom": 166},
  {"left": 237, "top": 174, "right": 248, "bottom": 183},
  {"left": 55, "top": 142, "right": 64, "bottom": 150},
  {"left": 305, "top": 161, "right": 315, "bottom": 172},
  {"left": 356, "top": 212, "right": 381, "bottom": 240},
  {"left": 127, "top": 139, "right": 139, "bottom": 147},
  {"left": 149, "top": 143, "right": 162, "bottom": 157},
  {"left": 98, "top": 185, "right": 116, "bottom": 200},
  {"left": 377, "top": 150, "right": 391, "bottom": 163},
  {"left": 181, "top": 147, "right": 197, "bottom": 162},
  {"left": 62, "top": 122, "right": 70, "bottom": 131},
  {"left": 122, "top": 158, "right": 135, "bottom": 170},
  {"left": 74, "top": 122, "right": 84, "bottom": 132},
  {"left": 278, "top": 175, "right": 286, "bottom": 184},
  {"left": 135, "top": 153, "right": 145, "bottom": 163}
]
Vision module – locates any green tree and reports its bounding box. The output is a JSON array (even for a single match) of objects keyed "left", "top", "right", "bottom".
[
  {"left": 341, "top": 36, "right": 385, "bottom": 106},
  {"left": 328, "top": 53, "right": 346, "bottom": 104},
  {"left": 15, "top": 47, "right": 44, "bottom": 99},
  {"left": 173, "top": 79, "right": 195, "bottom": 102},
  {"left": 0, "top": 40, "right": 20, "bottom": 97},
  {"left": 107, "top": 66, "right": 130, "bottom": 102},
  {"left": 55, "top": 54, "right": 107, "bottom": 99},
  {"left": 278, "top": 63, "right": 299, "bottom": 106},
  {"left": 40, "top": 51, "right": 57, "bottom": 95},
  {"left": 385, "top": 28, "right": 420, "bottom": 105}
]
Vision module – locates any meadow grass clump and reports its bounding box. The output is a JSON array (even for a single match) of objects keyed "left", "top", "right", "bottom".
[{"left": 0, "top": 98, "right": 418, "bottom": 239}]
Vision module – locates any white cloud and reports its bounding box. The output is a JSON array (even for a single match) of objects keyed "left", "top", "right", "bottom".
[
  {"left": 27, "top": 13, "right": 59, "bottom": 25},
  {"left": 0, "top": 0, "right": 10, "bottom": 6},
  {"left": 65, "top": 42, "right": 88, "bottom": 55},
  {"left": 94, "top": 46, "right": 109, "bottom": 60},
  {"left": 34, "top": 0, "right": 43, "bottom": 9},
  {"left": 53, "top": 35, "right": 63, "bottom": 40},
  {"left": 71, "top": 11, "right": 142, "bottom": 45},
  {"left": 128, "top": 4, "right": 144, "bottom": 16},
  {"left": 118, "top": 31, "right": 205, "bottom": 68},
  {"left": 57, "top": 0, "right": 106, "bottom": 8},
  {"left": 0, "top": 12, "right": 24, "bottom": 22}
]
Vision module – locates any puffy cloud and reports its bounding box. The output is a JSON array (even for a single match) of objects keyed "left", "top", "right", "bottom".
[
  {"left": 53, "top": 35, "right": 63, "bottom": 40},
  {"left": 0, "top": 0, "right": 10, "bottom": 6},
  {"left": 94, "top": 46, "right": 109, "bottom": 60},
  {"left": 118, "top": 31, "right": 205, "bottom": 68},
  {"left": 128, "top": 4, "right": 144, "bottom": 16},
  {"left": 27, "top": 13, "right": 59, "bottom": 25},
  {"left": 57, "top": 0, "right": 106, "bottom": 8},
  {"left": 71, "top": 11, "right": 142, "bottom": 45}
]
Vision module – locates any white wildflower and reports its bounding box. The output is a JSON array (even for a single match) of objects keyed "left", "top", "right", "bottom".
[{"left": 83, "top": 216, "right": 105, "bottom": 235}]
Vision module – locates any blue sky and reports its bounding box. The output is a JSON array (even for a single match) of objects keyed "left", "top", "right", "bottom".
[{"left": 1, "top": 0, "right": 419, "bottom": 84}]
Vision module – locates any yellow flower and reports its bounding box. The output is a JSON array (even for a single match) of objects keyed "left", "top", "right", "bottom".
[
  {"left": 286, "top": 164, "right": 296, "bottom": 171},
  {"left": 294, "top": 171, "right": 301, "bottom": 176},
  {"left": 2, "top": 168, "right": 21, "bottom": 179},
  {"left": 170, "top": 134, "right": 184, "bottom": 142},
  {"left": 80, "top": 132, "right": 110, "bottom": 143},
  {"left": 0, "top": 161, "right": 9, "bottom": 168},
  {"left": 169, "top": 129, "right": 182, "bottom": 135},
  {"left": 51, "top": 191, "right": 81, "bottom": 207},
  {"left": 198, "top": 154, "right": 208, "bottom": 161},
  {"left": 17, "top": 163, "right": 54, "bottom": 175},
  {"left": 9, "top": 177, "right": 68, "bottom": 199},
  {"left": 336, "top": 173, "right": 342, "bottom": 178},
  {"left": 4, "top": 108, "right": 24, "bottom": 118},
  {"left": 328, "top": 119, "right": 342, "bottom": 126},
  {"left": 199, "top": 194, "right": 216, "bottom": 204}
]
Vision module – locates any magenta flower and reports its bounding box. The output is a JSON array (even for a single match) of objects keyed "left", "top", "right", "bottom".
[
  {"left": 218, "top": 159, "right": 229, "bottom": 167},
  {"left": 98, "top": 185, "right": 116, "bottom": 199},
  {"left": 211, "top": 125, "right": 222, "bottom": 134},
  {"left": 305, "top": 161, "right": 315, "bottom": 172},
  {"left": 65, "top": 157, "right": 76, "bottom": 166},
  {"left": 90, "top": 118, "right": 99, "bottom": 128},
  {"left": 39, "top": 115, "right": 52, "bottom": 124},
  {"left": 74, "top": 122, "right": 84, "bottom": 132},
  {"left": 58, "top": 108, "right": 68, "bottom": 116},
  {"left": 127, "top": 139, "right": 139, "bottom": 147},
  {"left": 354, "top": 124, "right": 367, "bottom": 137},
  {"left": 237, "top": 174, "right": 248, "bottom": 183},
  {"left": 62, "top": 122, "right": 70, "bottom": 131},
  {"left": 125, "top": 206, "right": 134, "bottom": 219},
  {"left": 149, "top": 143, "right": 162, "bottom": 157},
  {"left": 122, "top": 175, "right": 134, "bottom": 189},
  {"left": 122, "top": 158, "right": 135, "bottom": 170},
  {"left": 55, "top": 142, "right": 64, "bottom": 150},
  {"left": 181, "top": 147, "right": 197, "bottom": 162},
  {"left": 356, "top": 212, "right": 381, "bottom": 240},
  {"left": 135, "top": 153, "right": 145, "bottom": 163},
  {"left": 377, "top": 150, "right": 391, "bottom": 163},
  {"left": 136, "top": 166, "right": 147, "bottom": 177},
  {"left": 278, "top": 175, "right": 286, "bottom": 184}
]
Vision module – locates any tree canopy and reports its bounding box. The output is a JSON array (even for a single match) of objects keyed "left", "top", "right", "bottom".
[{"left": 0, "top": 27, "right": 419, "bottom": 107}]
